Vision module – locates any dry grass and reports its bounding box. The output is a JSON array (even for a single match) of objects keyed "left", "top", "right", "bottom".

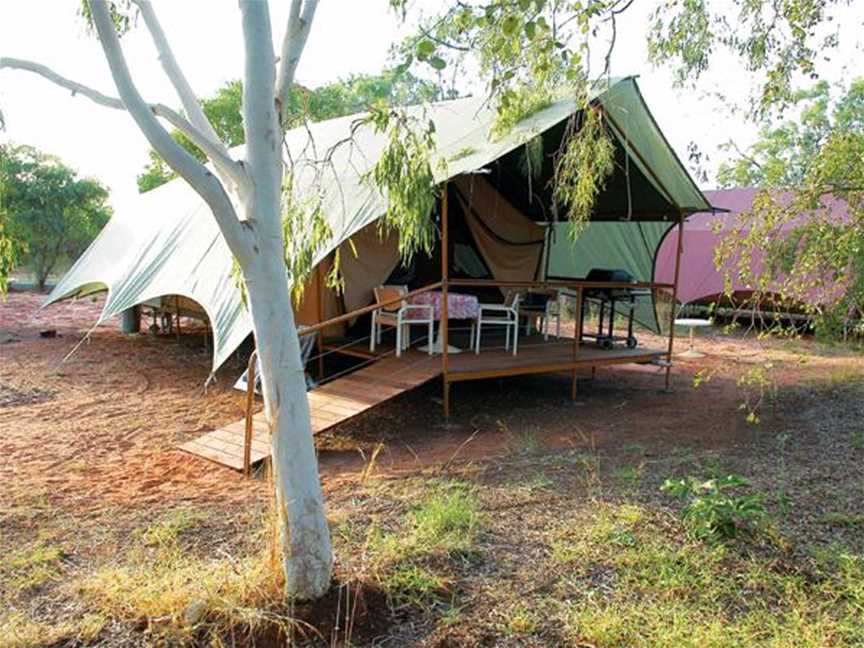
[
  {"left": 1, "top": 612, "right": 103, "bottom": 648},
  {"left": 556, "top": 504, "right": 864, "bottom": 647},
  {"left": 0, "top": 507, "right": 301, "bottom": 648}
]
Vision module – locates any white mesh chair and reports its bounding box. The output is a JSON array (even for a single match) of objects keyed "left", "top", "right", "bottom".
[
  {"left": 370, "top": 285, "right": 434, "bottom": 357},
  {"left": 475, "top": 290, "right": 522, "bottom": 355}
]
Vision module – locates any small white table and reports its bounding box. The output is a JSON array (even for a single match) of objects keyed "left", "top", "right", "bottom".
[{"left": 674, "top": 318, "right": 712, "bottom": 359}]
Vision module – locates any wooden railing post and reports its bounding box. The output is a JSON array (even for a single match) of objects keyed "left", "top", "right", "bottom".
[
  {"left": 315, "top": 264, "right": 326, "bottom": 380},
  {"left": 571, "top": 286, "right": 582, "bottom": 400},
  {"left": 441, "top": 182, "right": 450, "bottom": 418},
  {"left": 243, "top": 348, "right": 258, "bottom": 477},
  {"left": 665, "top": 213, "right": 685, "bottom": 391}
]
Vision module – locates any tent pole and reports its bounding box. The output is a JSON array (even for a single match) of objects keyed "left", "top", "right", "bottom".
[
  {"left": 441, "top": 181, "right": 450, "bottom": 418},
  {"left": 315, "top": 264, "right": 325, "bottom": 380},
  {"left": 665, "top": 213, "right": 684, "bottom": 391}
]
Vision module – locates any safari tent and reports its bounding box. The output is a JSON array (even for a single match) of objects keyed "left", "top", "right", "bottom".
[
  {"left": 654, "top": 187, "right": 848, "bottom": 312},
  {"left": 46, "top": 76, "right": 715, "bottom": 470}
]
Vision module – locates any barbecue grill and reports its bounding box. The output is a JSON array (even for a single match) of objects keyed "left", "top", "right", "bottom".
[{"left": 581, "top": 268, "right": 651, "bottom": 349}]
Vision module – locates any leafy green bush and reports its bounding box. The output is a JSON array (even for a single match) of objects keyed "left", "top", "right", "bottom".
[{"left": 661, "top": 474, "right": 766, "bottom": 541}]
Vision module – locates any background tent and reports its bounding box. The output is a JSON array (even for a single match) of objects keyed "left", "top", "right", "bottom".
[
  {"left": 46, "top": 76, "right": 711, "bottom": 371},
  {"left": 654, "top": 188, "right": 849, "bottom": 307}
]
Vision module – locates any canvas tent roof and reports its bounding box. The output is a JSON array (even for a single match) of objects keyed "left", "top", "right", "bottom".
[{"left": 46, "top": 76, "right": 712, "bottom": 371}]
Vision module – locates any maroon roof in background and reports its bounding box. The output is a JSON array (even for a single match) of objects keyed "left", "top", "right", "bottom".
[{"left": 655, "top": 187, "right": 849, "bottom": 305}]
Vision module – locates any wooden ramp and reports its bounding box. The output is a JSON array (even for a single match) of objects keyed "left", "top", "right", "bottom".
[{"left": 179, "top": 352, "right": 440, "bottom": 470}]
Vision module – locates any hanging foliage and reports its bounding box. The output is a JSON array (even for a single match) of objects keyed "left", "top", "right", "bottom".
[
  {"left": 280, "top": 175, "right": 337, "bottom": 304},
  {"left": 363, "top": 105, "right": 440, "bottom": 264},
  {"left": 519, "top": 135, "right": 545, "bottom": 182},
  {"left": 389, "top": 1, "right": 632, "bottom": 240},
  {"left": 490, "top": 87, "right": 554, "bottom": 141},
  {"left": 552, "top": 108, "right": 615, "bottom": 238}
]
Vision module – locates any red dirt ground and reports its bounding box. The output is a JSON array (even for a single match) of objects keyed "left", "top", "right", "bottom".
[{"left": 1, "top": 289, "right": 859, "bottom": 529}]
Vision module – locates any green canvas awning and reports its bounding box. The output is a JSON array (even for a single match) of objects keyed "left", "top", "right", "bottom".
[{"left": 598, "top": 77, "right": 710, "bottom": 213}]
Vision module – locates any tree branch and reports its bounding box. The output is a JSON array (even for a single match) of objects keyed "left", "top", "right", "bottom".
[
  {"left": 0, "top": 56, "right": 244, "bottom": 187},
  {"left": 728, "top": 139, "right": 765, "bottom": 171},
  {"left": 131, "top": 0, "right": 249, "bottom": 196},
  {"left": 240, "top": 0, "right": 282, "bottom": 205},
  {"left": 275, "top": 0, "right": 318, "bottom": 127},
  {"left": 87, "top": 0, "right": 250, "bottom": 259}
]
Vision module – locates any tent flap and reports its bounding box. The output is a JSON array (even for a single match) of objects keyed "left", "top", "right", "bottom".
[{"left": 455, "top": 176, "right": 544, "bottom": 288}]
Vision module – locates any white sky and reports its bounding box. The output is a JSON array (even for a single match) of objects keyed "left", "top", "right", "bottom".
[{"left": 1, "top": 1, "right": 862, "bottom": 215}]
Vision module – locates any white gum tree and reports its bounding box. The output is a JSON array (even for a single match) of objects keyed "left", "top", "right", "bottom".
[
  {"left": 0, "top": 0, "right": 643, "bottom": 602},
  {"left": 3, "top": 0, "right": 842, "bottom": 604},
  {"left": 2, "top": 0, "right": 331, "bottom": 599}
]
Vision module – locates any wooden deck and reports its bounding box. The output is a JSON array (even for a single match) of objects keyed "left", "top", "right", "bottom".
[
  {"left": 446, "top": 339, "right": 665, "bottom": 382},
  {"left": 178, "top": 350, "right": 440, "bottom": 470},
  {"left": 179, "top": 336, "right": 665, "bottom": 470}
]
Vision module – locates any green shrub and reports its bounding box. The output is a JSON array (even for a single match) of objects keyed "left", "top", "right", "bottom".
[{"left": 661, "top": 474, "right": 766, "bottom": 541}]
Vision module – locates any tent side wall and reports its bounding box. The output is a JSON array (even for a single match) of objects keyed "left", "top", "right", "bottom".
[{"left": 545, "top": 221, "right": 676, "bottom": 333}]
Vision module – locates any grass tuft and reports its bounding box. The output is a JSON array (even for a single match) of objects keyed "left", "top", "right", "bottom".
[
  {"left": 2, "top": 540, "right": 64, "bottom": 594},
  {"left": 500, "top": 603, "right": 539, "bottom": 637},
  {"left": 135, "top": 508, "right": 205, "bottom": 548},
  {"left": 553, "top": 503, "right": 864, "bottom": 648},
  {"left": 61, "top": 507, "right": 297, "bottom": 646},
  {"left": 374, "top": 482, "right": 482, "bottom": 561},
  {"left": 365, "top": 480, "right": 483, "bottom": 605}
]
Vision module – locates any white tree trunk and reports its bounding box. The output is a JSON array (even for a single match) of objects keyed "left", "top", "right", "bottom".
[
  {"left": 244, "top": 241, "right": 332, "bottom": 599},
  {"left": 2, "top": 0, "right": 334, "bottom": 600},
  {"left": 236, "top": 0, "right": 332, "bottom": 599}
]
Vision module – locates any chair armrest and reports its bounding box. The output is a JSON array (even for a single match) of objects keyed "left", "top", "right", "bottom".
[
  {"left": 479, "top": 304, "right": 518, "bottom": 318},
  {"left": 479, "top": 303, "right": 514, "bottom": 313}
]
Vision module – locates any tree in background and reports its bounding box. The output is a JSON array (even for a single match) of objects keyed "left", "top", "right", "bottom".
[
  {"left": 137, "top": 70, "right": 448, "bottom": 192},
  {"left": 717, "top": 79, "right": 864, "bottom": 189},
  {"left": 1, "top": 143, "right": 111, "bottom": 291},
  {"left": 137, "top": 80, "right": 244, "bottom": 192},
  {"left": 0, "top": 145, "right": 16, "bottom": 295},
  {"left": 649, "top": 1, "right": 864, "bottom": 335}
]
